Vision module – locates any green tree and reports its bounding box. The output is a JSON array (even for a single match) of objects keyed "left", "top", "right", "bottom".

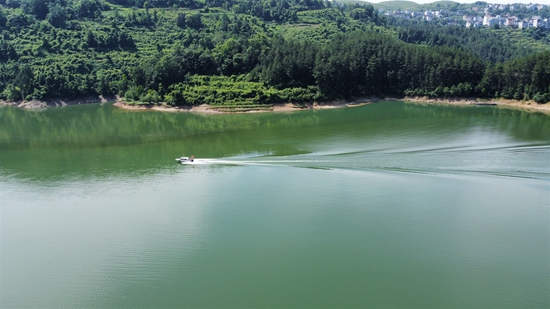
[{"left": 47, "top": 4, "right": 68, "bottom": 28}]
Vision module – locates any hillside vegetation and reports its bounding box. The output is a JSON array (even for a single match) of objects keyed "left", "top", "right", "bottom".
[
  {"left": 1, "top": 0, "right": 549, "bottom": 106},
  {"left": 353, "top": 1, "right": 461, "bottom": 12},
  {"left": 367, "top": 1, "right": 420, "bottom": 11}
]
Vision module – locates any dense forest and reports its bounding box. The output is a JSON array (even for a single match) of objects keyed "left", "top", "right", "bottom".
[{"left": 0, "top": 0, "right": 549, "bottom": 106}]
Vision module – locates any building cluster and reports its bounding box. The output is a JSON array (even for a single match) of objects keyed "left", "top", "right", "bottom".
[
  {"left": 465, "top": 14, "right": 548, "bottom": 29},
  {"left": 379, "top": 3, "right": 549, "bottom": 29}
]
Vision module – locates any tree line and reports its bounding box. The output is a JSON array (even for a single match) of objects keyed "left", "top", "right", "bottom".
[
  {"left": 0, "top": 0, "right": 549, "bottom": 105},
  {"left": 393, "top": 20, "right": 537, "bottom": 63}
]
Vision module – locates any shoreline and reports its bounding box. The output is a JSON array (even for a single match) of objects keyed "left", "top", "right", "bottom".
[
  {"left": 402, "top": 96, "right": 550, "bottom": 114},
  {"left": 2, "top": 95, "right": 549, "bottom": 115},
  {"left": 114, "top": 96, "right": 550, "bottom": 115},
  {"left": 111, "top": 97, "right": 373, "bottom": 113},
  {"left": 0, "top": 95, "right": 118, "bottom": 109}
]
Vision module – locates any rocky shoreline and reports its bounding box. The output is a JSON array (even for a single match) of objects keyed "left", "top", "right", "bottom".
[
  {"left": 3, "top": 95, "right": 549, "bottom": 114},
  {"left": 112, "top": 97, "right": 374, "bottom": 113},
  {"left": 402, "top": 96, "right": 550, "bottom": 114},
  {"left": 0, "top": 95, "right": 118, "bottom": 109}
]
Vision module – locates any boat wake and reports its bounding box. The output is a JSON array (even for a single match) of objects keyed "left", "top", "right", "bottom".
[
  {"left": 179, "top": 145, "right": 550, "bottom": 181},
  {"left": 183, "top": 158, "right": 330, "bottom": 167}
]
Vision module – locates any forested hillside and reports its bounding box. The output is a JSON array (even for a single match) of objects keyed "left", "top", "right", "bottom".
[{"left": 1, "top": 0, "right": 549, "bottom": 106}]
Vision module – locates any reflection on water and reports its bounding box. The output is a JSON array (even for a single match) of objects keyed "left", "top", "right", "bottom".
[
  {"left": 0, "top": 102, "right": 549, "bottom": 181},
  {"left": 1, "top": 102, "right": 549, "bottom": 308}
]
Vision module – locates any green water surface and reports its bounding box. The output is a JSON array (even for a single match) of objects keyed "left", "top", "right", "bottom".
[{"left": 1, "top": 102, "right": 549, "bottom": 308}]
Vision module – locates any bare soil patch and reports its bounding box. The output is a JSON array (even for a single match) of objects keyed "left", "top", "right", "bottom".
[{"left": 403, "top": 96, "right": 550, "bottom": 114}]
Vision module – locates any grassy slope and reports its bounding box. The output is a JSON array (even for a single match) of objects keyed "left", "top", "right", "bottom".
[
  {"left": 369, "top": 1, "right": 420, "bottom": 11},
  {"left": 417, "top": 1, "right": 460, "bottom": 10},
  {"left": 336, "top": 0, "right": 464, "bottom": 11},
  {"left": 332, "top": 0, "right": 419, "bottom": 10}
]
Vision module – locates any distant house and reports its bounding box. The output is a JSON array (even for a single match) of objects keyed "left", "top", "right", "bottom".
[
  {"left": 489, "top": 18, "right": 500, "bottom": 27},
  {"left": 494, "top": 15, "right": 505, "bottom": 26},
  {"left": 370, "top": 1, "right": 545, "bottom": 30},
  {"left": 518, "top": 21, "right": 529, "bottom": 29},
  {"left": 483, "top": 14, "right": 492, "bottom": 26}
]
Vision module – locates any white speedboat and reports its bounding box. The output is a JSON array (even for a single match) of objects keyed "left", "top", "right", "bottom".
[{"left": 176, "top": 156, "right": 194, "bottom": 164}]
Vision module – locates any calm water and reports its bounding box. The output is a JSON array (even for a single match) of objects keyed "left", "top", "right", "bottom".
[{"left": 1, "top": 102, "right": 549, "bottom": 308}]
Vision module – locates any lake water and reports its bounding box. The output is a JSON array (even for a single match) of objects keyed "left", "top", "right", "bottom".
[{"left": 1, "top": 102, "right": 549, "bottom": 308}]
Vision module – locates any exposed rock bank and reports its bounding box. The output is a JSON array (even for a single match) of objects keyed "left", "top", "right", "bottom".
[
  {"left": 403, "top": 96, "right": 550, "bottom": 114},
  {"left": 3, "top": 95, "right": 549, "bottom": 115},
  {"left": 1, "top": 95, "right": 118, "bottom": 109},
  {"left": 113, "top": 97, "right": 378, "bottom": 113}
]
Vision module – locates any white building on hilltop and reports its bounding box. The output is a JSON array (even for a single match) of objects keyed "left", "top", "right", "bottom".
[{"left": 483, "top": 14, "right": 492, "bottom": 26}]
